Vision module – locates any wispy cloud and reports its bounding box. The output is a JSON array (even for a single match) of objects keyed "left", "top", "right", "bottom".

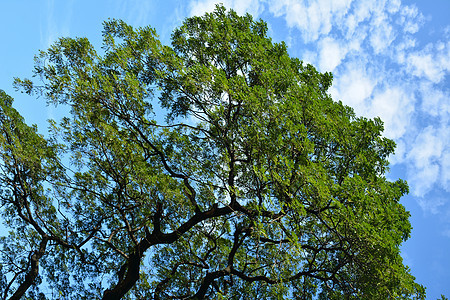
[
  {"left": 189, "top": 0, "right": 263, "bottom": 17},
  {"left": 317, "top": 37, "right": 348, "bottom": 72},
  {"left": 328, "top": 62, "right": 378, "bottom": 115},
  {"left": 369, "top": 86, "right": 415, "bottom": 139},
  {"left": 39, "top": 0, "right": 74, "bottom": 122},
  {"left": 268, "top": 0, "right": 353, "bottom": 42},
  {"left": 113, "top": 0, "right": 156, "bottom": 27},
  {"left": 443, "top": 206, "right": 450, "bottom": 238},
  {"left": 407, "top": 126, "right": 446, "bottom": 195},
  {"left": 406, "top": 41, "right": 450, "bottom": 83},
  {"left": 40, "top": 0, "right": 73, "bottom": 48}
]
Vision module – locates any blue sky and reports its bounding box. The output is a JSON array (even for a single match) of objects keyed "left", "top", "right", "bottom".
[{"left": 1, "top": 0, "right": 449, "bottom": 298}]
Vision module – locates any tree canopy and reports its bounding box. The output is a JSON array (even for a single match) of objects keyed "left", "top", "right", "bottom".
[{"left": 0, "top": 5, "right": 425, "bottom": 299}]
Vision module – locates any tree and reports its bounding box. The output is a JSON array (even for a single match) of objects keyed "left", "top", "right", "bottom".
[{"left": 0, "top": 5, "right": 425, "bottom": 299}]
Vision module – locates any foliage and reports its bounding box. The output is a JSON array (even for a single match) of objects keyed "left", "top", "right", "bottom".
[{"left": 0, "top": 5, "right": 425, "bottom": 299}]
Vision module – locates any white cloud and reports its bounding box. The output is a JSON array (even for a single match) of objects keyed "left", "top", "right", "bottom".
[
  {"left": 317, "top": 37, "right": 347, "bottom": 72},
  {"left": 408, "top": 127, "right": 444, "bottom": 168},
  {"left": 343, "top": 0, "right": 370, "bottom": 36},
  {"left": 408, "top": 51, "right": 441, "bottom": 82},
  {"left": 407, "top": 126, "right": 449, "bottom": 197},
  {"left": 387, "top": 0, "right": 401, "bottom": 14},
  {"left": 334, "top": 78, "right": 416, "bottom": 140},
  {"left": 268, "top": 0, "right": 352, "bottom": 42},
  {"left": 329, "top": 63, "right": 377, "bottom": 116},
  {"left": 410, "top": 163, "right": 440, "bottom": 197},
  {"left": 369, "top": 20, "right": 395, "bottom": 54},
  {"left": 399, "top": 5, "right": 422, "bottom": 34},
  {"left": 395, "top": 36, "right": 417, "bottom": 64},
  {"left": 369, "top": 87, "right": 415, "bottom": 139},
  {"left": 419, "top": 82, "right": 450, "bottom": 117},
  {"left": 406, "top": 42, "right": 450, "bottom": 83}
]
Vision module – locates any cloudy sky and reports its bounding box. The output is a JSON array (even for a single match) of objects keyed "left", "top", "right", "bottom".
[{"left": 1, "top": 0, "right": 449, "bottom": 298}]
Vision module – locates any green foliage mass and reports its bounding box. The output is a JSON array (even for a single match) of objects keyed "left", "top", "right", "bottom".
[{"left": 0, "top": 5, "right": 425, "bottom": 299}]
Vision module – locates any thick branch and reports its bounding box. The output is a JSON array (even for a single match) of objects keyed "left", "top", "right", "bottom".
[
  {"left": 9, "top": 236, "right": 49, "bottom": 300},
  {"left": 189, "top": 268, "right": 231, "bottom": 299},
  {"left": 101, "top": 203, "right": 235, "bottom": 300}
]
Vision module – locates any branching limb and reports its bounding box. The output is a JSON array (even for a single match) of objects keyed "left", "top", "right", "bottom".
[{"left": 9, "top": 236, "right": 49, "bottom": 300}]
